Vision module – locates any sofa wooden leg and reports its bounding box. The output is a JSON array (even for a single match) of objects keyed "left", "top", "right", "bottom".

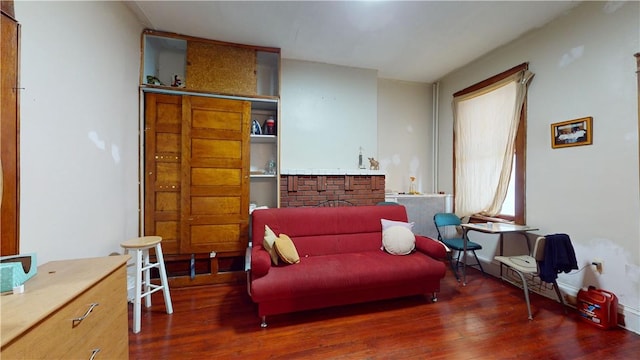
[
  {"left": 260, "top": 316, "right": 268, "bottom": 328},
  {"left": 432, "top": 292, "right": 438, "bottom": 302}
]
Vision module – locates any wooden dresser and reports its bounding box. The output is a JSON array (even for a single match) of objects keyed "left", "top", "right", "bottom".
[{"left": 1, "top": 256, "right": 130, "bottom": 359}]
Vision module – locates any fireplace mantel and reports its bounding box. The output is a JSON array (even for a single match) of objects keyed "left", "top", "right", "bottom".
[{"left": 281, "top": 168, "right": 385, "bottom": 176}]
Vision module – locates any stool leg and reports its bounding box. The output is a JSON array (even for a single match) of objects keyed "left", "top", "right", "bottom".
[
  {"left": 143, "top": 248, "right": 152, "bottom": 308},
  {"left": 132, "top": 248, "right": 143, "bottom": 334},
  {"left": 155, "top": 243, "right": 173, "bottom": 314}
]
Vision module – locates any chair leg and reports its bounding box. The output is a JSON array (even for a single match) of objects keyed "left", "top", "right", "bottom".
[
  {"left": 132, "top": 248, "right": 143, "bottom": 334},
  {"left": 455, "top": 250, "right": 484, "bottom": 276},
  {"left": 472, "top": 250, "right": 486, "bottom": 276},
  {"left": 552, "top": 280, "right": 567, "bottom": 314},
  {"left": 448, "top": 252, "right": 460, "bottom": 281},
  {"left": 455, "top": 250, "right": 463, "bottom": 270},
  {"left": 513, "top": 270, "right": 533, "bottom": 320},
  {"left": 155, "top": 243, "right": 173, "bottom": 315},
  {"left": 143, "top": 249, "right": 152, "bottom": 309}
]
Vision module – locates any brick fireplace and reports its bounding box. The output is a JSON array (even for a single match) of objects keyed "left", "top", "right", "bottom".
[{"left": 280, "top": 172, "right": 385, "bottom": 207}]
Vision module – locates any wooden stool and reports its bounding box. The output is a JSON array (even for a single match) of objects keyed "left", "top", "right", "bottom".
[{"left": 120, "top": 236, "right": 173, "bottom": 333}]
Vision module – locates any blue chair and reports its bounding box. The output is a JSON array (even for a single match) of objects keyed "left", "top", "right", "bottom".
[
  {"left": 433, "top": 213, "right": 485, "bottom": 281},
  {"left": 376, "top": 201, "right": 400, "bottom": 206}
]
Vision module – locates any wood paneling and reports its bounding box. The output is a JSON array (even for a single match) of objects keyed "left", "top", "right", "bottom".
[
  {"left": 1, "top": 1, "right": 15, "bottom": 19},
  {"left": 181, "top": 96, "right": 250, "bottom": 254},
  {"left": 1, "top": 10, "right": 19, "bottom": 256},
  {"left": 145, "top": 93, "right": 182, "bottom": 254},
  {"left": 187, "top": 40, "right": 257, "bottom": 95}
]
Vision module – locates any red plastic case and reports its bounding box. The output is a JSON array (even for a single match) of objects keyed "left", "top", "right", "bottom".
[{"left": 577, "top": 286, "right": 618, "bottom": 329}]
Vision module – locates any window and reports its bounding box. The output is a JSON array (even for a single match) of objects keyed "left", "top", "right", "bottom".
[
  {"left": 501, "top": 159, "right": 516, "bottom": 217},
  {"left": 452, "top": 63, "right": 531, "bottom": 224}
]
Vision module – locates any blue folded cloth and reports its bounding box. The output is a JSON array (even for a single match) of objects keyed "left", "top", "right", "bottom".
[{"left": 539, "top": 233, "right": 578, "bottom": 282}]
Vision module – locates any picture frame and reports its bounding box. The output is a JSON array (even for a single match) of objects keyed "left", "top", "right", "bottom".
[{"left": 551, "top": 116, "right": 593, "bottom": 149}]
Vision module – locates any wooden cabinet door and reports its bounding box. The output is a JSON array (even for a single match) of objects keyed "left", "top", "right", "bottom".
[
  {"left": 181, "top": 96, "right": 250, "bottom": 253},
  {"left": 144, "top": 93, "right": 250, "bottom": 255},
  {"left": 1, "top": 12, "right": 20, "bottom": 256},
  {"left": 144, "top": 93, "right": 182, "bottom": 254}
]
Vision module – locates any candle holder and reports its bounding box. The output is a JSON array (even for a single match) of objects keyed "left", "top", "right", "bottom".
[{"left": 409, "top": 177, "right": 418, "bottom": 195}]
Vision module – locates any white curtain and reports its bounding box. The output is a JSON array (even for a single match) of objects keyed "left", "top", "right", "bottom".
[{"left": 453, "top": 70, "right": 533, "bottom": 217}]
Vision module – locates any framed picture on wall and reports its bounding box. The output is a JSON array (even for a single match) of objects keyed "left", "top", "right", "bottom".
[{"left": 551, "top": 117, "right": 593, "bottom": 149}]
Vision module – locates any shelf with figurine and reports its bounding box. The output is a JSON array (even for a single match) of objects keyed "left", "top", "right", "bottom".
[{"left": 140, "top": 29, "right": 280, "bottom": 98}]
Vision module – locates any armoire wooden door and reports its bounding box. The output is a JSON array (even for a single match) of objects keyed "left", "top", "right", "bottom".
[
  {"left": 1, "top": 8, "right": 20, "bottom": 256},
  {"left": 144, "top": 93, "right": 250, "bottom": 256}
]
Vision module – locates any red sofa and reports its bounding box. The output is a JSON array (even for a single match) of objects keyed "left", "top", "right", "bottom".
[{"left": 249, "top": 205, "right": 447, "bottom": 327}]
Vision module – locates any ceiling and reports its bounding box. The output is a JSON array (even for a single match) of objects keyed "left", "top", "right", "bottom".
[{"left": 126, "top": 1, "right": 581, "bottom": 83}]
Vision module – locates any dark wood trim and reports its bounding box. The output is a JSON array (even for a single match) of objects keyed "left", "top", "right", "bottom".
[
  {"left": 1, "top": 0, "right": 15, "bottom": 19},
  {"left": 1, "top": 10, "right": 20, "bottom": 256},
  {"left": 514, "top": 99, "right": 527, "bottom": 225},
  {"left": 453, "top": 62, "right": 528, "bottom": 98}
]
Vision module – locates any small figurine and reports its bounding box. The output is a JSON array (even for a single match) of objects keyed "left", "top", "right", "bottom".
[
  {"left": 146, "top": 75, "right": 162, "bottom": 85},
  {"left": 368, "top": 157, "right": 379, "bottom": 170},
  {"left": 171, "top": 75, "right": 184, "bottom": 88}
]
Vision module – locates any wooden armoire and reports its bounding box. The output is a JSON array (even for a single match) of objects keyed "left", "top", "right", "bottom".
[{"left": 141, "top": 30, "right": 280, "bottom": 286}]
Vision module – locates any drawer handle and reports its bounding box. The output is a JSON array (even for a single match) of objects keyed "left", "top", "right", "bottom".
[
  {"left": 72, "top": 303, "right": 99, "bottom": 327},
  {"left": 89, "top": 348, "right": 101, "bottom": 360}
]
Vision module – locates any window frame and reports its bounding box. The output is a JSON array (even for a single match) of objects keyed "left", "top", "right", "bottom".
[{"left": 453, "top": 63, "right": 528, "bottom": 225}]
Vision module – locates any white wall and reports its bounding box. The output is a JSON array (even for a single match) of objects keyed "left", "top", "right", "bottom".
[
  {"left": 437, "top": 1, "right": 640, "bottom": 332},
  {"left": 377, "top": 79, "right": 433, "bottom": 194},
  {"left": 280, "top": 60, "right": 378, "bottom": 170},
  {"left": 279, "top": 60, "right": 434, "bottom": 196},
  {"left": 16, "top": 1, "right": 143, "bottom": 265}
]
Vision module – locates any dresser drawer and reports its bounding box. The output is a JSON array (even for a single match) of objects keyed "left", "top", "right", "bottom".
[{"left": 2, "top": 263, "right": 128, "bottom": 359}]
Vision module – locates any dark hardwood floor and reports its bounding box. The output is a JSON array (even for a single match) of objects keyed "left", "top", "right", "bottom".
[{"left": 129, "top": 269, "right": 640, "bottom": 359}]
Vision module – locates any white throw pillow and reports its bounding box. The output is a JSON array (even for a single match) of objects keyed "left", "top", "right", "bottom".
[
  {"left": 382, "top": 225, "right": 416, "bottom": 255},
  {"left": 380, "top": 219, "right": 414, "bottom": 250},
  {"left": 381, "top": 218, "right": 414, "bottom": 231}
]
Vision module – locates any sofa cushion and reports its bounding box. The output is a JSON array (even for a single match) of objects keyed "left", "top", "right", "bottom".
[
  {"left": 275, "top": 234, "right": 300, "bottom": 264},
  {"left": 250, "top": 251, "right": 445, "bottom": 302},
  {"left": 253, "top": 206, "right": 409, "bottom": 242},
  {"left": 263, "top": 225, "right": 279, "bottom": 265},
  {"left": 382, "top": 225, "right": 416, "bottom": 255}
]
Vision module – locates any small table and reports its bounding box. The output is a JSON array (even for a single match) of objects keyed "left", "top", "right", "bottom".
[{"left": 460, "top": 222, "right": 538, "bottom": 285}]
